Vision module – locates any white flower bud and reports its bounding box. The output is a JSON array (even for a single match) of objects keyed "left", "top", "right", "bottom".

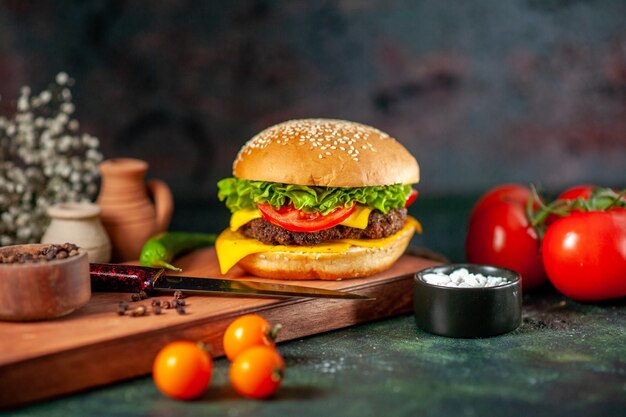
[
  {"left": 17, "top": 96, "right": 29, "bottom": 111},
  {"left": 61, "top": 102, "right": 75, "bottom": 115},
  {"left": 17, "top": 227, "right": 31, "bottom": 240},
  {"left": 56, "top": 72, "right": 69, "bottom": 85},
  {"left": 39, "top": 90, "right": 52, "bottom": 103}
]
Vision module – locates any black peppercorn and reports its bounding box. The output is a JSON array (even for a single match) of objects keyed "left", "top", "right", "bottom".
[
  {"left": 153, "top": 305, "right": 162, "bottom": 315},
  {"left": 0, "top": 243, "right": 83, "bottom": 264},
  {"left": 175, "top": 304, "right": 186, "bottom": 315},
  {"left": 129, "top": 305, "right": 147, "bottom": 317},
  {"left": 131, "top": 293, "right": 142, "bottom": 302},
  {"left": 139, "top": 290, "right": 148, "bottom": 300},
  {"left": 173, "top": 290, "right": 184, "bottom": 299},
  {"left": 162, "top": 300, "right": 171, "bottom": 309}
]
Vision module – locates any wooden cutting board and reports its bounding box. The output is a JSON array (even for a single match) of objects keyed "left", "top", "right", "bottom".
[{"left": 0, "top": 247, "right": 440, "bottom": 409}]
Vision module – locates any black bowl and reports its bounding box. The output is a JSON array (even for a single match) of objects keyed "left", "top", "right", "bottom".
[{"left": 414, "top": 263, "right": 522, "bottom": 338}]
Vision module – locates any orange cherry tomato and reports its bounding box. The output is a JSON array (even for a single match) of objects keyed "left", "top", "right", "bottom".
[
  {"left": 223, "top": 314, "right": 281, "bottom": 361},
  {"left": 229, "top": 345, "right": 285, "bottom": 399},
  {"left": 152, "top": 341, "right": 213, "bottom": 400}
]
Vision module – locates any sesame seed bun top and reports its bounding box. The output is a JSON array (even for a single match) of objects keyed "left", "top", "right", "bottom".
[{"left": 233, "top": 119, "right": 419, "bottom": 187}]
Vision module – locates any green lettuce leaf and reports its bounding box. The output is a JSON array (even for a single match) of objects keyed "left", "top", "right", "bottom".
[{"left": 217, "top": 177, "right": 412, "bottom": 214}]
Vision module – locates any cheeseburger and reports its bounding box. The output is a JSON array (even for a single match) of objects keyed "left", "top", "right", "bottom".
[{"left": 216, "top": 118, "right": 421, "bottom": 280}]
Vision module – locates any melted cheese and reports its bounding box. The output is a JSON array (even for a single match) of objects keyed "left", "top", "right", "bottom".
[
  {"left": 339, "top": 205, "right": 371, "bottom": 229},
  {"left": 229, "top": 205, "right": 373, "bottom": 232},
  {"left": 230, "top": 209, "right": 262, "bottom": 231},
  {"left": 216, "top": 216, "right": 422, "bottom": 274}
]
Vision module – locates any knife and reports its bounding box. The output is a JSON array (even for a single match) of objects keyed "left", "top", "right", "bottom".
[{"left": 89, "top": 263, "right": 373, "bottom": 300}]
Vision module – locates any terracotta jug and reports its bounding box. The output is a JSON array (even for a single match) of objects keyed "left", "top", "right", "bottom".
[{"left": 96, "top": 158, "right": 173, "bottom": 262}]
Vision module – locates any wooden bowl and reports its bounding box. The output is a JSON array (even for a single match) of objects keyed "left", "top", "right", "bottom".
[{"left": 0, "top": 244, "right": 91, "bottom": 321}]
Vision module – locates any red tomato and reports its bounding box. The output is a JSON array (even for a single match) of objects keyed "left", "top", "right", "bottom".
[
  {"left": 557, "top": 185, "right": 595, "bottom": 201},
  {"left": 466, "top": 200, "right": 546, "bottom": 290},
  {"left": 470, "top": 184, "right": 533, "bottom": 215},
  {"left": 546, "top": 185, "right": 595, "bottom": 225},
  {"left": 542, "top": 208, "right": 626, "bottom": 301},
  {"left": 405, "top": 189, "right": 418, "bottom": 207},
  {"left": 257, "top": 203, "right": 355, "bottom": 232}
]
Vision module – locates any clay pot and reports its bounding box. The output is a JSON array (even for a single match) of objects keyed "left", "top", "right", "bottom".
[
  {"left": 41, "top": 202, "right": 112, "bottom": 263},
  {"left": 96, "top": 158, "right": 174, "bottom": 262},
  {"left": 0, "top": 244, "right": 90, "bottom": 321}
]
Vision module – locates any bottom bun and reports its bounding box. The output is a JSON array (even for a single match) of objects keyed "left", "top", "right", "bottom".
[{"left": 238, "top": 226, "right": 414, "bottom": 280}]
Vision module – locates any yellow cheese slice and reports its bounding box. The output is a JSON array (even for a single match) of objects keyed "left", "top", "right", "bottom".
[
  {"left": 229, "top": 205, "right": 372, "bottom": 232},
  {"left": 216, "top": 216, "right": 422, "bottom": 274},
  {"left": 230, "top": 209, "right": 262, "bottom": 231},
  {"left": 339, "top": 205, "right": 371, "bottom": 229}
]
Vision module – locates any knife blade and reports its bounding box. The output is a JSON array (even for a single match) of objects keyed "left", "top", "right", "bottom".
[{"left": 89, "top": 263, "right": 373, "bottom": 300}]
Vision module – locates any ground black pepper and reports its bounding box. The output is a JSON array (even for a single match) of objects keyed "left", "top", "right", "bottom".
[{"left": 117, "top": 301, "right": 129, "bottom": 316}]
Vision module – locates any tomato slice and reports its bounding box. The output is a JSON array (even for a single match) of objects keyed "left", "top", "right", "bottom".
[
  {"left": 257, "top": 203, "right": 356, "bottom": 233},
  {"left": 405, "top": 189, "right": 418, "bottom": 207}
]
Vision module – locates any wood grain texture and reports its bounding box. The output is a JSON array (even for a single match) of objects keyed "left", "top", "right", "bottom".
[{"left": 0, "top": 248, "right": 439, "bottom": 409}]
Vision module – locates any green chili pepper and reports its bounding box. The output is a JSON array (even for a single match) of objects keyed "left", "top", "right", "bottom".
[{"left": 139, "top": 231, "right": 217, "bottom": 272}]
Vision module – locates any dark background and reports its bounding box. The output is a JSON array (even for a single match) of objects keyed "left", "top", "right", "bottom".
[{"left": 1, "top": 0, "right": 625, "bottom": 258}]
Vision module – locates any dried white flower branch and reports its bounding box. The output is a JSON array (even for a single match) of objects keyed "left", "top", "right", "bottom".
[{"left": 0, "top": 72, "right": 103, "bottom": 245}]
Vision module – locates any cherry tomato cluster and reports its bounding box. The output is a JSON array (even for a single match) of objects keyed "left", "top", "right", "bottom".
[
  {"left": 224, "top": 314, "right": 285, "bottom": 399},
  {"left": 152, "top": 314, "right": 285, "bottom": 401},
  {"left": 466, "top": 184, "right": 626, "bottom": 301}
]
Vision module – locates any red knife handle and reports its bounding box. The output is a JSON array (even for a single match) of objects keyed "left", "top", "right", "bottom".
[{"left": 90, "top": 263, "right": 163, "bottom": 293}]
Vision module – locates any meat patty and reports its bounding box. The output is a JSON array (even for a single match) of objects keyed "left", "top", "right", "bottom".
[{"left": 240, "top": 208, "right": 407, "bottom": 246}]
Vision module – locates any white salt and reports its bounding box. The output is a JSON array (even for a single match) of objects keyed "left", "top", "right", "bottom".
[{"left": 421, "top": 268, "right": 509, "bottom": 288}]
